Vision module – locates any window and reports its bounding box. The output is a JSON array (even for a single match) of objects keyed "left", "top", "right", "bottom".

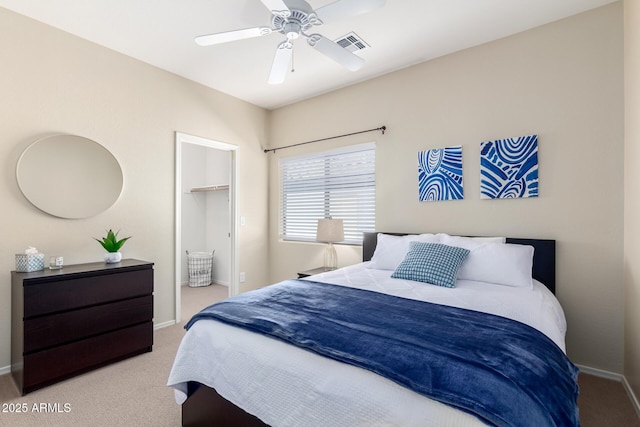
[{"left": 279, "top": 142, "right": 376, "bottom": 245}]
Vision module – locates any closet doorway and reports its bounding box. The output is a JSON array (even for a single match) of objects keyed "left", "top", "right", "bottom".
[{"left": 174, "top": 132, "right": 238, "bottom": 323}]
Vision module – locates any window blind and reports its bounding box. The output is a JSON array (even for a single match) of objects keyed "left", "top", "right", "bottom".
[{"left": 279, "top": 142, "right": 376, "bottom": 245}]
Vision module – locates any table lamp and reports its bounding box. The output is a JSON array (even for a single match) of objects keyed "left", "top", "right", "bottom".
[{"left": 316, "top": 218, "right": 344, "bottom": 269}]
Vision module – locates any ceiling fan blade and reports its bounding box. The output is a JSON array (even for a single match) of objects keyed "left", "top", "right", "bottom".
[
  {"left": 315, "top": 0, "right": 385, "bottom": 23},
  {"left": 259, "top": 0, "right": 291, "bottom": 17},
  {"left": 307, "top": 34, "right": 364, "bottom": 71},
  {"left": 195, "top": 27, "right": 272, "bottom": 46},
  {"left": 268, "top": 41, "right": 293, "bottom": 85}
]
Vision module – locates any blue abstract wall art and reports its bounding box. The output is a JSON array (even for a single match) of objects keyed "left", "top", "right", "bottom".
[
  {"left": 480, "top": 134, "right": 538, "bottom": 199},
  {"left": 418, "top": 145, "right": 463, "bottom": 202}
]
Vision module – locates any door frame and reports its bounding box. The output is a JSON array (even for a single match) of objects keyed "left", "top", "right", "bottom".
[{"left": 175, "top": 132, "right": 239, "bottom": 323}]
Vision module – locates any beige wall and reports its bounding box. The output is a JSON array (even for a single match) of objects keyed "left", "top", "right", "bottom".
[
  {"left": 269, "top": 4, "right": 625, "bottom": 372},
  {"left": 0, "top": 2, "right": 629, "bottom": 378},
  {"left": 0, "top": 8, "right": 270, "bottom": 370},
  {"left": 624, "top": 0, "right": 640, "bottom": 397}
]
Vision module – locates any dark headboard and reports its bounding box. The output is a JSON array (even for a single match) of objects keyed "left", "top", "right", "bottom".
[{"left": 362, "top": 232, "right": 556, "bottom": 294}]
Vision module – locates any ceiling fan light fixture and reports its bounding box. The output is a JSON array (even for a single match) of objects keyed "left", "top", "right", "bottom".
[
  {"left": 283, "top": 22, "right": 301, "bottom": 39},
  {"left": 273, "top": 9, "right": 315, "bottom": 34},
  {"left": 196, "top": 0, "right": 385, "bottom": 83}
]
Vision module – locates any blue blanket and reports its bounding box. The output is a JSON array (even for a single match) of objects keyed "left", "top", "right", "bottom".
[{"left": 186, "top": 280, "right": 579, "bottom": 426}]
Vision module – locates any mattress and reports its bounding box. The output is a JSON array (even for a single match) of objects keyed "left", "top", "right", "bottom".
[{"left": 167, "top": 262, "right": 568, "bottom": 427}]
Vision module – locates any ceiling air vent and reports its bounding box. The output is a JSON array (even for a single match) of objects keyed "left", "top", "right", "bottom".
[{"left": 334, "top": 32, "right": 369, "bottom": 53}]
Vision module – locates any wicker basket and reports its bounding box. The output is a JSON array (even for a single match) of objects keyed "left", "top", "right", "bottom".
[{"left": 186, "top": 251, "right": 215, "bottom": 287}]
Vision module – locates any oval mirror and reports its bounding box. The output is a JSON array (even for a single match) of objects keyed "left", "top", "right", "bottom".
[{"left": 16, "top": 135, "right": 123, "bottom": 219}]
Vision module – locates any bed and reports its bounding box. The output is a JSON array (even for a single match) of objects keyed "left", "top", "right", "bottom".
[{"left": 167, "top": 232, "right": 578, "bottom": 427}]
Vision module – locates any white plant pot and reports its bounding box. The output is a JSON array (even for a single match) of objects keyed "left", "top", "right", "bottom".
[{"left": 104, "top": 252, "right": 122, "bottom": 264}]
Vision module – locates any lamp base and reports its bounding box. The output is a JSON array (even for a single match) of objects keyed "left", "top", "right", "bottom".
[{"left": 324, "top": 243, "right": 337, "bottom": 269}]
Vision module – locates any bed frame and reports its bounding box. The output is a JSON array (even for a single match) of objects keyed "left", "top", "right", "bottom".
[{"left": 181, "top": 233, "right": 557, "bottom": 426}]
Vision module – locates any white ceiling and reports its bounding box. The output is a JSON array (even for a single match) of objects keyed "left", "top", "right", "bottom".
[{"left": 0, "top": 0, "right": 617, "bottom": 110}]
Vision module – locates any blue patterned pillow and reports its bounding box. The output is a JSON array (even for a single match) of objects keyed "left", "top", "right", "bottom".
[{"left": 391, "top": 242, "right": 470, "bottom": 288}]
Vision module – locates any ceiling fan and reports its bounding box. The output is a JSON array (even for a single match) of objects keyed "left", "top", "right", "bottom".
[{"left": 195, "top": 0, "right": 385, "bottom": 84}]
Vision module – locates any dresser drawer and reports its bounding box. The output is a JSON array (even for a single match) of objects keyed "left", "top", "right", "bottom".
[
  {"left": 24, "top": 269, "right": 153, "bottom": 318},
  {"left": 23, "top": 322, "right": 153, "bottom": 393},
  {"left": 23, "top": 295, "right": 153, "bottom": 353}
]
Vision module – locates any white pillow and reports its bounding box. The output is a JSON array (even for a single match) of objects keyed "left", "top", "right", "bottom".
[
  {"left": 439, "top": 234, "right": 506, "bottom": 250},
  {"left": 469, "top": 236, "right": 507, "bottom": 244},
  {"left": 456, "top": 242, "right": 534, "bottom": 288},
  {"left": 368, "top": 233, "right": 440, "bottom": 270}
]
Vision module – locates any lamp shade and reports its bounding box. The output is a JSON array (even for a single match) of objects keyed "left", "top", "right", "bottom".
[{"left": 316, "top": 218, "right": 344, "bottom": 243}]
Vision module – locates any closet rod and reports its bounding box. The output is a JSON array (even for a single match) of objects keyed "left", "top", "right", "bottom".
[{"left": 264, "top": 125, "right": 386, "bottom": 154}]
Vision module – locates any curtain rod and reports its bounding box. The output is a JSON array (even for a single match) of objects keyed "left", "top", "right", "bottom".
[{"left": 264, "top": 125, "right": 386, "bottom": 154}]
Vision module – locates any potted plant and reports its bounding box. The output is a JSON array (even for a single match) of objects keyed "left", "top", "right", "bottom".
[{"left": 95, "top": 229, "right": 131, "bottom": 263}]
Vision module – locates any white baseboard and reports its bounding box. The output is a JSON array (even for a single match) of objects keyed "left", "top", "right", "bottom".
[
  {"left": 576, "top": 364, "right": 624, "bottom": 381},
  {"left": 181, "top": 280, "right": 229, "bottom": 287},
  {"left": 623, "top": 376, "right": 640, "bottom": 420},
  {"left": 154, "top": 319, "right": 176, "bottom": 330},
  {"left": 577, "top": 364, "right": 640, "bottom": 418},
  {"left": 0, "top": 365, "right": 10, "bottom": 376},
  {"left": 212, "top": 279, "right": 229, "bottom": 287}
]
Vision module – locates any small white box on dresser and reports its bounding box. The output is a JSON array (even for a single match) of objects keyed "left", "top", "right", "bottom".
[{"left": 14, "top": 253, "right": 45, "bottom": 272}]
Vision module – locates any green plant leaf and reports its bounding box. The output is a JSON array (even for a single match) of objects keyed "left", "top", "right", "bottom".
[{"left": 94, "top": 229, "right": 132, "bottom": 253}]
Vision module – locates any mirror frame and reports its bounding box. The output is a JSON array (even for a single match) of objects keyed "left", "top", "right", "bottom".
[{"left": 16, "top": 134, "right": 124, "bottom": 219}]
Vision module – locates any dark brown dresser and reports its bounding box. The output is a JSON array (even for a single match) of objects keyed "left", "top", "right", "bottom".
[{"left": 11, "top": 259, "right": 154, "bottom": 395}]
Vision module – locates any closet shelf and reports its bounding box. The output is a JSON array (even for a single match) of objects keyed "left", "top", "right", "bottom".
[{"left": 190, "top": 185, "right": 230, "bottom": 193}]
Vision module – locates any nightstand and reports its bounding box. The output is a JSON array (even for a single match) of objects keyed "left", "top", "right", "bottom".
[{"left": 297, "top": 267, "right": 336, "bottom": 279}]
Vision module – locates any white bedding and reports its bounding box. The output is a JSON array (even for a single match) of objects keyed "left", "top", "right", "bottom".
[{"left": 167, "top": 262, "right": 568, "bottom": 427}]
